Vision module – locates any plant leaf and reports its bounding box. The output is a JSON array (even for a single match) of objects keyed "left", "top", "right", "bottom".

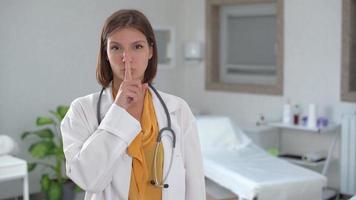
[
  {"left": 48, "top": 181, "right": 62, "bottom": 200},
  {"left": 21, "top": 131, "right": 31, "bottom": 140},
  {"left": 21, "top": 129, "right": 54, "bottom": 140},
  {"left": 57, "top": 105, "right": 69, "bottom": 120},
  {"left": 33, "top": 128, "right": 54, "bottom": 139},
  {"left": 36, "top": 117, "right": 54, "bottom": 126},
  {"left": 74, "top": 184, "right": 84, "bottom": 192},
  {"left": 40, "top": 174, "right": 50, "bottom": 192},
  {"left": 29, "top": 141, "right": 55, "bottom": 159},
  {"left": 52, "top": 147, "right": 65, "bottom": 160},
  {"left": 49, "top": 110, "right": 62, "bottom": 122},
  {"left": 27, "top": 163, "right": 37, "bottom": 172}
]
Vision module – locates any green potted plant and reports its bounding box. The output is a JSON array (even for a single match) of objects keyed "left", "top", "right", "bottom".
[{"left": 21, "top": 105, "right": 80, "bottom": 200}]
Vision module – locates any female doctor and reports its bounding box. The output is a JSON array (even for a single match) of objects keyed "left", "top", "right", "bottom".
[{"left": 60, "top": 9, "right": 206, "bottom": 200}]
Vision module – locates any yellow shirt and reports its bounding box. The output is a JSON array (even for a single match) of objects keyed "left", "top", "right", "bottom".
[{"left": 127, "top": 90, "right": 164, "bottom": 200}]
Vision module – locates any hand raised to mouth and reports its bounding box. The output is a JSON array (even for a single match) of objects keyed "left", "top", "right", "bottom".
[{"left": 114, "top": 52, "right": 148, "bottom": 121}]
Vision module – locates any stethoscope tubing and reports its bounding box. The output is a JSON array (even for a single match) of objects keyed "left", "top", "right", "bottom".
[{"left": 96, "top": 83, "right": 176, "bottom": 188}]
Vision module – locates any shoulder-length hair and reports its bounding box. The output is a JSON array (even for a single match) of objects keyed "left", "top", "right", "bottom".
[{"left": 96, "top": 9, "right": 158, "bottom": 87}]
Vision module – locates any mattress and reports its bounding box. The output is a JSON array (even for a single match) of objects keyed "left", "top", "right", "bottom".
[
  {"left": 196, "top": 116, "right": 327, "bottom": 200},
  {"left": 203, "top": 143, "right": 326, "bottom": 200}
]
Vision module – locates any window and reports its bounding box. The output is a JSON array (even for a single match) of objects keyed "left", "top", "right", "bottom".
[
  {"left": 206, "top": 0, "right": 284, "bottom": 95},
  {"left": 341, "top": 0, "right": 356, "bottom": 102}
]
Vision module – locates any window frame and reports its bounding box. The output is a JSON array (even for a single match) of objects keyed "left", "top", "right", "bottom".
[
  {"left": 205, "top": 0, "right": 284, "bottom": 95},
  {"left": 341, "top": 0, "right": 356, "bottom": 102}
]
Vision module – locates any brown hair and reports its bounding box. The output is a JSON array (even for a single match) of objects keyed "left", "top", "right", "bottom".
[{"left": 96, "top": 9, "right": 158, "bottom": 87}]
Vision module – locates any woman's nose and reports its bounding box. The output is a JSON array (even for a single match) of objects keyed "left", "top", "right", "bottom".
[{"left": 121, "top": 52, "right": 133, "bottom": 63}]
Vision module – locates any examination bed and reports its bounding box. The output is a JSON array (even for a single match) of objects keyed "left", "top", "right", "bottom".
[{"left": 196, "top": 116, "right": 327, "bottom": 200}]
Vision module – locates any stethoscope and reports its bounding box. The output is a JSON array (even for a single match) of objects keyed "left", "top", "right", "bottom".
[{"left": 96, "top": 83, "right": 176, "bottom": 189}]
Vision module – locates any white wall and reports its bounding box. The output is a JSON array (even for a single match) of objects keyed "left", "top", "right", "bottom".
[
  {"left": 1, "top": 0, "right": 355, "bottom": 198},
  {"left": 0, "top": 0, "right": 184, "bottom": 198}
]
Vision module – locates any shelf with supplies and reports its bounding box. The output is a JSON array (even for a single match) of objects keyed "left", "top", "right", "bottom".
[
  {"left": 259, "top": 120, "right": 340, "bottom": 175},
  {"left": 265, "top": 122, "right": 340, "bottom": 134}
]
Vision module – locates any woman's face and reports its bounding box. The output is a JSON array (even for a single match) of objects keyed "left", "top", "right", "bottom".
[{"left": 106, "top": 27, "right": 152, "bottom": 83}]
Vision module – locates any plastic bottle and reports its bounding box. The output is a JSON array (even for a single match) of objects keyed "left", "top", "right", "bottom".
[
  {"left": 307, "top": 104, "right": 317, "bottom": 128},
  {"left": 283, "top": 100, "right": 291, "bottom": 124},
  {"left": 293, "top": 104, "right": 300, "bottom": 125}
]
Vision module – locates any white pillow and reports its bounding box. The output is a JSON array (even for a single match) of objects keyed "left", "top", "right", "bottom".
[
  {"left": 0, "top": 135, "right": 18, "bottom": 155},
  {"left": 195, "top": 116, "right": 250, "bottom": 151}
]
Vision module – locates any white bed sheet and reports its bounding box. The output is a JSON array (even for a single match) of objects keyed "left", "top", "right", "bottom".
[
  {"left": 203, "top": 144, "right": 326, "bottom": 200},
  {"left": 196, "top": 116, "right": 327, "bottom": 200}
]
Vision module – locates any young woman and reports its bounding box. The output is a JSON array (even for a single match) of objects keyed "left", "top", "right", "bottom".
[{"left": 61, "top": 9, "right": 206, "bottom": 200}]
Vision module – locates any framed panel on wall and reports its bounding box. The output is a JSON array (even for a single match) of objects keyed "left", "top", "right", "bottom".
[
  {"left": 154, "top": 27, "right": 175, "bottom": 68},
  {"left": 206, "top": 0, "right": 284, "bottom": 95},
  {"left": 341, "top": 0, "right": 356, "bottom": 102}
]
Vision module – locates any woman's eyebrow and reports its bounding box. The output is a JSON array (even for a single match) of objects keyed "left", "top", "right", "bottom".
[
  {"left": 132, "top": 40, "right": 146, "bottom": 44},
  {"left": 108, "top": 41, "right": 121, "bottom": 45},
  {"left": 109, "top": 40, "right": 146, "bottom": 45}
]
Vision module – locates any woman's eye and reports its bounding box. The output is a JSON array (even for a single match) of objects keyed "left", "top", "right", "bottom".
[
  {"left": 110, "top": 46, "right": 118, "bottom": 50},
  {"left": 135, "top": 44, "right": 144, "bottom": 49},
  {"left": 110, "top": 45, "right": 123, "bottom": 51}
]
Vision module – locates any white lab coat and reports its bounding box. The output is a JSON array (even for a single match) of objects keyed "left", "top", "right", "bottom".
[{"left": 61, "top": 86, "right": 206, "bottom": 200}]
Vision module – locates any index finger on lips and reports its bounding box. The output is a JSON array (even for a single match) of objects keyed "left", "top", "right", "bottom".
[{"left": 123, "top": 52, "right": 132, "bottom": 81}]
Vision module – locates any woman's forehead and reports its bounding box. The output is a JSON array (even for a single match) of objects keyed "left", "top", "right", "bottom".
[{"left": 108, "top": 27, "right": 147, "bottom": 44}]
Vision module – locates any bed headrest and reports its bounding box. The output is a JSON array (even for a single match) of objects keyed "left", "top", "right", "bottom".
[{"left": 195, "top": 116, "right": 250, "bottom": 151}]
